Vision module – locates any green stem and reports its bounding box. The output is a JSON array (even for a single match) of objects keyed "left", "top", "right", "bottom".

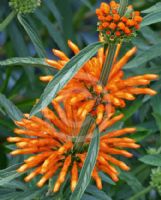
[
  {"left": 99, "top": 43, "right": 117, "bottom": 86},
  {"left": 0, "top": 11, "right": 16, "bottom": 31},
  {"left": 99, "top": 0, "right": 129, "bottom": 87},
  {"left": 118, "top": 0, "right": 129, "bottom": 16},
  {"left": 74, "top": 115, "right": 94, "bottom": 152},
  {"left": 128, "top": 185, "right": 153, "bottom": 200},
  {"left": 74, "top": 0, "right": 130, "bottom": 149}
]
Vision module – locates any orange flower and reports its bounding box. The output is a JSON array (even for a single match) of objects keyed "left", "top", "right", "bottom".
[
  {"left": 8, "top": 106, "right": 139, "bottom": 192},
  {"left": 41, "top": 40, "right": 158, "bottom": 125},
  {"left": 95, "top": 1, "right": 142, "bottom": 41}
]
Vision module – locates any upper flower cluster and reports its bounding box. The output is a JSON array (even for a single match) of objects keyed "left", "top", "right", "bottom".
[
  {"left": 96, "top": 1, "right": 142, "bottom": 43},
  {"left": 42, "top": 40, "right": 158, "bottom": 125}
]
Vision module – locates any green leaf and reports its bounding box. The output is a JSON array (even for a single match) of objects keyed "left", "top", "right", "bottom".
[
  {"left": 151, "top": 94, "right": 161, "bottom": 114},
  {"left": 0, "top": 163, "right": 21, "bottom": 174},
  {"left": 16, "top": 187, "right": 46, "bottom": 200},
  {"left": 141, "top": 10, "right": 161, "bottom": 27},
  {"left": 139, "top": 154, "right": 161, "bottom": 166},
  {"left": 35, "top": 10, "right": 68, "bottom": 53},
  {"left": 151, "top": 94, "right": 161, "bottom": 132},
  {"left": 120, "top": 172, "right": 144, "bottom": 193},
  {"left": 0, "top": 107, "right": 5, "bottom": 116},
  {"left": 82, "top": 194, "right": 98, "bottom": 200},
  {"left": 0, "top": 57, "right": 51, "bottom": 69},
  {"left": 131, "top": 127, "right": 151, "bottom": 142},
  {"left": 0, "top": 169, "right": 23, "bottom": 186},
  {"left": 8, "top": 22, "right": 35, "bottom": 85},
  {"left": 80, "top": 0, "right": 93, "bottom": 9},
  {"left": 152, "top": 113, "right": 161, "bottom": 133},
  {"left": 124, "top": 42, "right": 161, "bottom": 69},
  {"left": 142, "top": 2, "right": 161, "bottom": 13},
  {"left": 70, "top": 126, "right": 100, "bottom": 200},
  {"left": 44, "top": 0, "right": 63, "bottom": 28},
  {"left": 17, "top": 14, "right": 46, "bottom": 57},
  {"left": 121, "top": 99, "right": 142, "bottom": 121},
  {"left": 0, "top": 93, "right": 23, "bottom": 121},
  {"left": 99, "top": 172, "right": 115, "bottom": 185},
  {"left": 30, "top": 42, "right": 103, "bottom": 116},
  {"left": 86, "top": 185, "right": 112, "bottom": 200},
  {"left": 0, "top": 187, "right": 46, "bottom": 200}
]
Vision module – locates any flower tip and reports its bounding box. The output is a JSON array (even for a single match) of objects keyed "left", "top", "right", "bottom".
[
  {"left": 24, "top": 176, "right": 30, "bottom": 182},
  {"left": 24, "top": 113, "right": 30, "bottom": 118},
  {"left": 7, "top": 137, "right": 14, "bottom": 142},
  {"left": 71, "top": 181, "right": 77, "bottom": 192},
  {"left": 11, "top": 150, "right": 20, "bottom": 155},
  {"left": 17, "top": 164, "right": 28, "bottom": 173},
  {"left": 53, "top": 182, "right": 60, "bottom": 193},
  {"left": 150, "top": 91, "right": 157, "bottom": 96},
  {"left": 14, "top": 120, "right": 23, "bottom": 126},
  {"left": 119, "top": 113, "right": 124, "bottom": 119},
  {"left": 37, "top": 179, "right": 45, "bottom": 188},
  {"left": 52, "top": 49, "right": 58, "bottom": 55},
  {"left": 67, "top": 40, "right": 72, "bottom": 45}
]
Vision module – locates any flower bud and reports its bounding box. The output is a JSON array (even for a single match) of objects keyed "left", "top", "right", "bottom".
[
  {"left": 150, "top": 167, "right": 161, "bottom": 195},
  {"left": 9, "top": 0, "right": 41, "bottom": 14},
  {"left": 96, "top": 1, "right": 142, "bottom": 43}
]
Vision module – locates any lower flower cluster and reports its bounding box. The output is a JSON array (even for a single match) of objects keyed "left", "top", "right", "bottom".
[{"left": 8, "top": 106, "right": 139, "bottom": 192}]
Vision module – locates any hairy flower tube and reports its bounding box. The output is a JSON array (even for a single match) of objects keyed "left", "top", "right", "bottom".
[
  {"left": 96, "top": 1, "right": 142, "bottom": 42},
  {"left": 8, "top": 105, "right": 139, "bottom": 192},
  {"left": 42, "top": 40, "right": 158, "bottom": 125}
]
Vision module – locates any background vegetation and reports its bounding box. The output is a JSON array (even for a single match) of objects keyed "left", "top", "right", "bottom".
[{"left": 0, "top": 0, "right": 161, "bottom": 199}]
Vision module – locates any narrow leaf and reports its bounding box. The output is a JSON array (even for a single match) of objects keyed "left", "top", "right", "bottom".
[
  {"left": 0, "top": 93, "right": 23, "bottom": 121},
  {"left": 139, "top": 154, "right": 161, "bottom": 166},
  {"left": 124, "top": 42, "right": 161, "bottom": 69},
  {"left": 122, "top": 99, "right": 142, "bottom": 121},
  {"left": 141, "top": 10, "right": 161, "bottom": 27},
  {"left": 0, "top": 164, "right": 23, "bottom": 186},
  {"left": 70, "top": 126, "right": 100, "bottom": 200},
  {"left": 44, "top": 0, "right": 63, "bottom": 28},
  {"left": 8, "top": 22, "right": 35, "bottom": 84},
  {"left": 30, "top": 42, "right": 103, "bottom": 116},
  {"left": 120, "top": 172, "right": 144, "bottom": 193},
  {"left": 142, "top": 2, "right": 161, "bottom": 13},
  {"left": 80, "top": 0, "right": 93, "bottom": 9},
  {"left": 0, "top": 57, "right": 51, "bottom": 68},
  {"left": 35, "top": 10, "right": 67, "bottom": 53},
  {"left": 86, "top": 185, "right": 112, "bottom": 200},
  {"left": 152, "top": 113, "right": 161, "bottom": 133},
  {"left": 17, "top": 14, "right": 46, "bottom": 57}
]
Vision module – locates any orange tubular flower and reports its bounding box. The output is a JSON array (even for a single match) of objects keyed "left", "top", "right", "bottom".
[
  {"left": 41, "top": 40, "right": 158, "bottom": 125},
  {"left": 96, "top": 1, "right": 143, "bottom": 42},
  {"left": 7, "top": 105, "right": 139, "bottom": 192}
]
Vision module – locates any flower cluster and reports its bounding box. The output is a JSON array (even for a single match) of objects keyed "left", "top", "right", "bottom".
[
  {"left": 96, "top": 1, "right": 142, "bottom": 42},
  {"left": 8, "top": 105, "right": 139, "bottom": 192},
  {"left": 7, "top": 0, "right": 159, "bottom": 194},
  {"left": 9, "top": 0, "right": 41, "bottom": 14},
  {"left": 43, "top": 40, "right": 158, "bottom": 125}
]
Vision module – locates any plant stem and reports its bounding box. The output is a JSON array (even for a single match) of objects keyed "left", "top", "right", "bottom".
[
  {"left": 128, "top": 185, "right": 153, "bottom": 200},
  {"left": 0, "top": 11, "right": 16, "bottom": 31},
  {"left": 99, "top": 43, "right": 117, "bottom": 86},
  {"left": 99, "top": 0, "right": 129, "bottom": 87},
  {"left": 74, "top": 115, "right": 94, "bottom": 152},
  {"left": 74, "top": 0, "right": 129, "bottom": 149},
  {"left": 118, "top": 0, "right": 128, "bottom": 16}
]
